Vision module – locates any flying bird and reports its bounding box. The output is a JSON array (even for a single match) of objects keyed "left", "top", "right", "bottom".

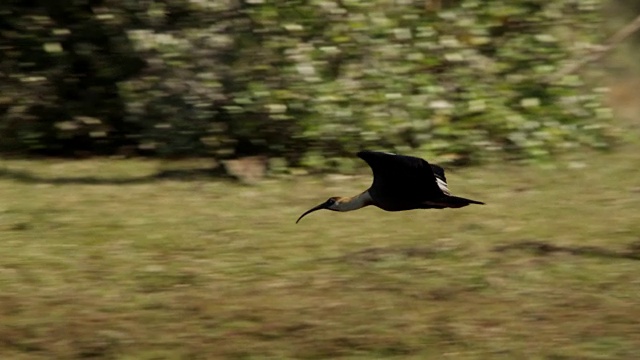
[{"left": 296, "top": 150, "right": 484, "bottom": 223}]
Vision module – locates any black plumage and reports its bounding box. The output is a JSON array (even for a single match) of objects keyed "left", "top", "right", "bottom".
[{"left": 357, "top": 150, "right": 484, "bottom": 211}]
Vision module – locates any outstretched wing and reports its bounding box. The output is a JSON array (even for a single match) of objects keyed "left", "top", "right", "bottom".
[{"left": 357, "top": 150, "right": 445, "bottom": 206}]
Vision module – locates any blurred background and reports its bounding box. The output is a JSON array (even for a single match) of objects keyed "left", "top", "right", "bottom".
[
  {"left": 2, "top": 0, "right": 638, "bottom": 169},
  {"left": 1, "top": 1, "right": 640, "bottom": 359}
]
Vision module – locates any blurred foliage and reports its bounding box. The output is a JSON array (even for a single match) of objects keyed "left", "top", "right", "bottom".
[{"left": 0, "top": 0, "right": 620, "bottom": 167}]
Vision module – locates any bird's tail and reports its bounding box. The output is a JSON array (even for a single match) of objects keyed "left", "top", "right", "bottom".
[
  {"left": 433, "top": 195, "right": 484, "bottom": 208},
  {"left": 420, "top": 195, "right": 485, "bottom": 209},
  {"left": 442, "top": 195, "right": 485, "bottom": 208}
]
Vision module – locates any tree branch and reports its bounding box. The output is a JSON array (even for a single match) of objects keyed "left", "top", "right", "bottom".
[{"left": 547, "top": 13, "right": 640, "bottom": 83}]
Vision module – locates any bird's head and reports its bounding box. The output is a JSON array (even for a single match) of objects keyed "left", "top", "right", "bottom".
[{"left": 295, "top": 197, "right": 345, "bottom": 223}]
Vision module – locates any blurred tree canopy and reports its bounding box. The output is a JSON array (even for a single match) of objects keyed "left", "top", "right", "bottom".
[{"left": 0, "top": 0, "right": 619, "bottom": 168}]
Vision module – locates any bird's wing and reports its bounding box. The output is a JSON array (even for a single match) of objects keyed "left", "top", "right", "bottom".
[
  {"left": 430, "top": 164, "right": 450, "bottom": 195},
  {"left": 356, "top": 151, "right": 444, "bottom": 201}
]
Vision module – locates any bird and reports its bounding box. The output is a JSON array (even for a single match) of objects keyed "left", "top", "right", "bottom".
[{"left": 296, "top": 150, "right": 484, "bottom": 223}]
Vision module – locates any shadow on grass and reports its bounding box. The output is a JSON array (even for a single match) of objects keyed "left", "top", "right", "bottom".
[
  {"left": 328, "top": 245, "right": 442, "bottom": 264},
  {"left": 327, "top": 241, "right": 640, "bottom": 266},
  {"left": 494, "top": 240, "right": 640, "bottom": 261},
  {"left": 0, "top": 167, "right": 234, "bottom": 185}
]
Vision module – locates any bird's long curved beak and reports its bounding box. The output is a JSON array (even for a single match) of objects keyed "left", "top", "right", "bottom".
[{"left": 296, "top": 202, "right": 329, "bottom": 224}]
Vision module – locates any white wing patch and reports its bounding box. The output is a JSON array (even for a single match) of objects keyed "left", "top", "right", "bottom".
[{"left": 435, "top": 177, "right": 450, "bottom": 195}]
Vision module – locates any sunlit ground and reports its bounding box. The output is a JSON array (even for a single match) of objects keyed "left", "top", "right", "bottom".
[{"left": 1, "top": 126, "right": 640, "bottom": 359}]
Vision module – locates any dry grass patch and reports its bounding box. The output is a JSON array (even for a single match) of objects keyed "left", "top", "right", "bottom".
[{"left": 0, "top": 146, "right": 639, "bottom": 359}]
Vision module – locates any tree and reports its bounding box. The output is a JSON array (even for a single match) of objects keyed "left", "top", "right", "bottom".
[{"left": 0, "top": 0, "right": 617, "bottom": 167}]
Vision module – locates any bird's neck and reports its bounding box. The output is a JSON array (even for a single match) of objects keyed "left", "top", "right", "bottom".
[{"left": 336, "top": 191, "right": 373, "bottom": 212}]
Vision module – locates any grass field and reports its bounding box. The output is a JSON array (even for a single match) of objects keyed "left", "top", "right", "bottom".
[{"left": 1, "top": 135, "right": 640, "bottom": 359}]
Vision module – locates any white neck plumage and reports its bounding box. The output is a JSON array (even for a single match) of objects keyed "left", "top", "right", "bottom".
[{"left": 335, "top": 191, "right": 373, "bottom": 212}]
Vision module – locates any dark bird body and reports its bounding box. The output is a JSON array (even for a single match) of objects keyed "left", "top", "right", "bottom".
[{"left": 296, "top": 150, "right": 484, "bottom": 223}]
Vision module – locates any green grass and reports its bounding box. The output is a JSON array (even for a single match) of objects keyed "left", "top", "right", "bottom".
[{"left": 1, "top": 145, "right": 640, "bottom": 359}]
